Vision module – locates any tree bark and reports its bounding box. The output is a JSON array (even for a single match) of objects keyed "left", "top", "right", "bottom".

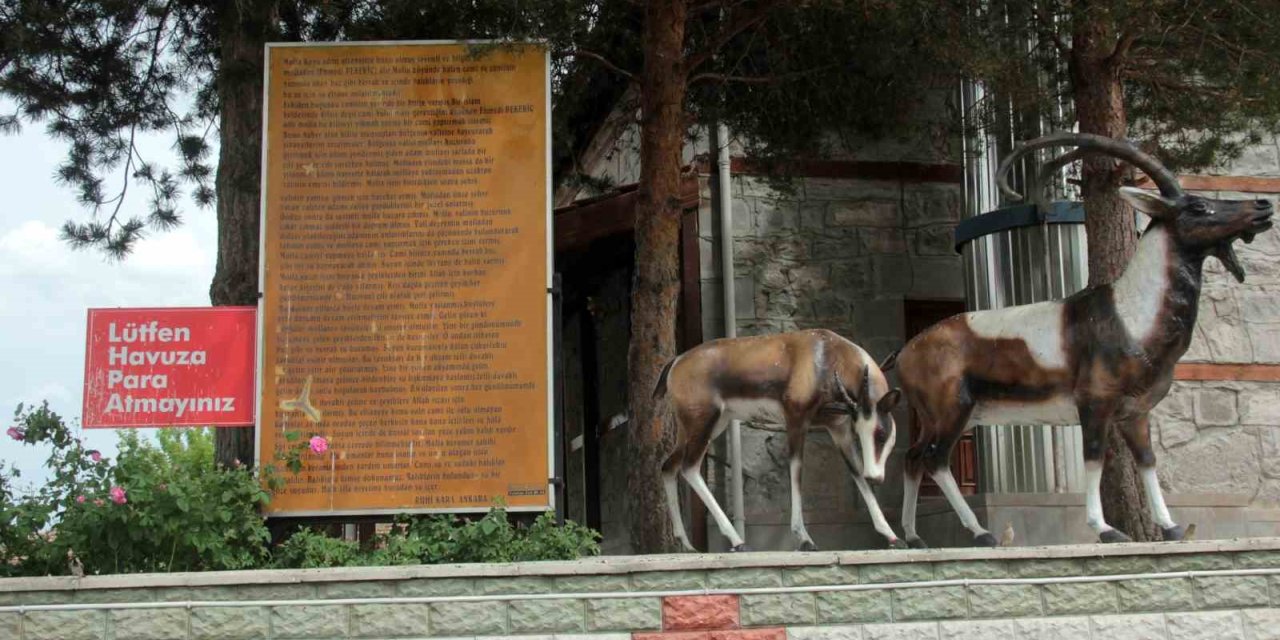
[
  {"left": 626, "top": 0, "right": 688, "bottom": 553},
  {"left": 210, "top": 0, "right": 275, "bottom": 469},
  {"left": 1069, "top": 9, "right": 1158, "bottom": 542}
]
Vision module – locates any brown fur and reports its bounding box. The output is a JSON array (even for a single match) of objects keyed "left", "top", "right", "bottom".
[{"left": 656, "top": 328, "right": 902, "bottom": 549}]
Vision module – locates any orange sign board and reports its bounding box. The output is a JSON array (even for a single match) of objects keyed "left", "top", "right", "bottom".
[{"left": 256, "top": 42, "right": 551, "bottom": 516}]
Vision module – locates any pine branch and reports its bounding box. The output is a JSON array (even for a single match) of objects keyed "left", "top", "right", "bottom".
[
  {"left": 689, "top": 0, "right": 730, "bottom": 16},
  {"left": 684, "top": 0, "right": 785, "bottom": 75},
  {"left": 1032, "top": 5, "right": 1071, "bottom": 56},
  {"left": 572, "top": 49, "right": 635, "bottom": 81},
  {"left": 689, "top": 64, "right": 835, "bottom": 86},
  {"left": 1108, "top": 29, "right": 1139, "bottom": 67},
  {"left": 688, "top": 72, "right": 780, "bottom": 85},
  {"left": 1122, "top": 69, "right": 1236, "bottom": 99}
]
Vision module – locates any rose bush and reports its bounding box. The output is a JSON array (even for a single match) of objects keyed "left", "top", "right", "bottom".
[
  {"left": 0, "top": 403, "right": 601, "bottom": 577},
  {"left": 0, "top": 402, "right": 270, "bottom": 576}
]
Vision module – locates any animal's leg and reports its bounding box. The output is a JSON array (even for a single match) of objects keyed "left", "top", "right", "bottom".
[
  {"left": 786, "top": 421, "right": 816, "bottom": 551},
  {"left": 1121, "top": 415, "right": 1182, "bottom": 541},
  {"left": 916, "top": 398, "right": 989, "bottom": 545},
  {"left": 680, "top": 409, "right": 747, "bottom": 550},
  {"left": 852, "top": 474, "right": 904, "bottom": 548},
  {"left": 661, "top": 443, "right": 694, "bottom": 551},
  {"left": 827, "top": 422, "right": 904, "bottom": 548},
  {"left": 930, "top": 466, "right": 994, "bottom": 546},
  {"left": 901, "top": 404, "right": 930, "bottom": 549},
  {"left": 901, "top": 468, "right": 926, "bottom": 548},
  {"left": 1079, "top": 400, "right": 1129, "bottom": 543}
]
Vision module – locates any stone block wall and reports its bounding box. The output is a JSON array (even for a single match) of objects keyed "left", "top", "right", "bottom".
[
  {"left": 4, "top": 539, "right": 1280, "bottom": 639},
  {"left": 700, "top": 177, "right": 964, "bottom": 357},
  {"left": 695, "top": 167, "right": 965, "bottom": 551},
  {"left": 1147, "top": 138, "right": 1280, "bottom": 516}
]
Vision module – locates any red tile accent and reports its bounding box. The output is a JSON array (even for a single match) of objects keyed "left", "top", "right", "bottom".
[
  {"left": 712, "top": 628, "right": 787, "bottom": 640},
  {"left": 1174, "top": 363, "right": 1280, "bottom": 382},
  {"left": 634, "top": 633, "right": 712, "bottom": 640},
  {"left": 662, "top": 595, "right": 740, "bottom": 631}
]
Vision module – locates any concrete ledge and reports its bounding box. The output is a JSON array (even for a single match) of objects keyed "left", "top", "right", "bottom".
[
  {"left": 5, "top": 540, "right": 1280, "bottom": 640},
  {"left": 2, "top": 537, "right": 1279, "bottom": 593}
]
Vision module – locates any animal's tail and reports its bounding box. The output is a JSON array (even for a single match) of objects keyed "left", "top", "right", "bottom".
[
  {"left": 652, "top": 358, "right": 676, "bottom": 400},
  {"left": 879, "top": 348, "right": 900, "bottom": 372}
]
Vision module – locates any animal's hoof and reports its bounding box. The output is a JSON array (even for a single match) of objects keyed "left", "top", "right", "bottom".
[
  {"left": 1099, "top": 529, "right": 1133, "bottom": 544},
  {"left": 729, "top": 543, "right": 750, "bottom": 552},
  {"left": 798, "top": 540, "right": 819, "bottom": 552},
  {"left": 1161, "top": 525, "right": 1185, "bottom": 542},
  {"left": 888, "top": 538, "right": 909, "bottom": 550},
  {"left": 906, "top": 537, "right": 929, "bottom": 549},
  {"left": 974, "top": 533, "right": 999, "bottom": 547}
]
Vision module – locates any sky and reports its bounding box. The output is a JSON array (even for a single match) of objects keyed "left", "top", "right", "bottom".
[{"left": 0, "top": 110, "right": 219, "bottom": 492}]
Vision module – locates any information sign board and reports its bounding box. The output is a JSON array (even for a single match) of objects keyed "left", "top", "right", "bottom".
[{"left": 257, "top": 41, "right": 552, "bottom": 516}]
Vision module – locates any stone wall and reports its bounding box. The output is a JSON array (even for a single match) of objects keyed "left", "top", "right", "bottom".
[
  {"left": 1148, "top": 138, "right": 1280, "bottom": 516},
  {"left": 1180, "top": 138, "right": 1280, "bottom": 366},
  {"left": 4, "top": 539, "right": 1280, "bottom": 639},
  {"left": 695, "top": 147, "right": 966, "bottom": 552}
]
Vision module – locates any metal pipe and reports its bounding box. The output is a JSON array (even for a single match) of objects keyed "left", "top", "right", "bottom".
[
  {"left": 6, "top": 566, "right": 1278, "bottom": 612},
  {"left": 715, "top": 123, "right": 746, "bottom": 541}
]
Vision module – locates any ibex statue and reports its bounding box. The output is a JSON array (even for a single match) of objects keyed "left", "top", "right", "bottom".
[
  {"left": 889, "top": 132, "right": 1273, "bottom": 547},
  {"left": 654, "top": 329, "right": 903, "bottom": 551}
]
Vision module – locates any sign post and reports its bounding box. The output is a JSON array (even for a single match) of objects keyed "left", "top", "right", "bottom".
[{"left": 256, "top": 41, "right": 553, "bottom": 517}]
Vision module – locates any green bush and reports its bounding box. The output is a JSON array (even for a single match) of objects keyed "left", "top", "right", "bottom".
[
  {"left": 0, "top": 402, "right": 600, "bottom": 576},
  {"left": 0, "top": 403, "right": 271, "bottom": 576},
  {"left": 273, "top": 509, "right": 601, "bottom": 569}
]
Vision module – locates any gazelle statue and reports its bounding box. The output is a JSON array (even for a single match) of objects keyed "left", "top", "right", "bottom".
[
  {"left": 888, "top": 132, "right": 1273, "bottom": 547},
  {"left": 654, "top": 329, "right": 904, "bottom": 551}
]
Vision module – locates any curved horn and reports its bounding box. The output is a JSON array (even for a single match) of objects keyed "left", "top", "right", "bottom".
[
  {"left": 860, "top": 364, "right": 873, "bottom": 416},
  {"left": 832, "top": 371, "right": 858, "bottom": 414},
  {"left": 996, "top": 132, "right": 1182, "bottom": 201},
  {"left": 1036, "top": 148, "right": 1089, "bottom": 188}
]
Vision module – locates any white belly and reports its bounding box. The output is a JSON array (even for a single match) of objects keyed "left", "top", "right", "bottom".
[{"left": 969, "top": 395, "right": 1079, "bottom": 427}]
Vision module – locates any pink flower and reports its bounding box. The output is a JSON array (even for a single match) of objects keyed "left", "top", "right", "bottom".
[
  {"left": 309, "top": 436, "right": 329, "bottom": 455},
  {"left": 109, "top": 486, "right": 127, "bottom": 505},
  {"left": 89, "top": 451, "right": 102, "bottom": 462},
  {"left": 6, "top": 427, "right": 23, "bottom": 441},
  {"left": 93, "top": 499, "right": 104, "bottom": 507},
  {"left": 75, "top": 495, "right": 86, "bottom": 504}
]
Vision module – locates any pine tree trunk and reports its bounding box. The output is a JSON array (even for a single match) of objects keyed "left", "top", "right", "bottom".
[
  {"left": 210, "top": 0, "right": 274, "bottom": 469},
  {"left": 1070, "top": 11, "right": 1158, "bottom": 542},
  {"left": 626, "top": 0, "right": 688, "bottom": 554}
]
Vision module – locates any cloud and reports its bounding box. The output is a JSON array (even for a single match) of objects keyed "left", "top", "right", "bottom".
[{"left": 0, "top": 120, "right": 220, "bottom": 487}]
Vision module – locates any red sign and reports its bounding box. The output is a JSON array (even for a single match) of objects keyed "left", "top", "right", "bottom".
[{"left": 82, "top": 307, "right": 257, "bottom": 428}]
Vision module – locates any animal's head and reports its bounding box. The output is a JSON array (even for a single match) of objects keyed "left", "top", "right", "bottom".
[
  {"left": 834, "top": 365, "right": 900, "bottom": 483},
  {"left": 997, "top": 132, "right": 1274, "bottom": 282},
  {"left": 1119, "top": 188, "right": 1272, "bottom": 282}
]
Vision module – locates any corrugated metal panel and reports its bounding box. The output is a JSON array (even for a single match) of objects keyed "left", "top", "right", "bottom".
[{"left": 961, "top": 223, "right": 1087, "bottom": 494}]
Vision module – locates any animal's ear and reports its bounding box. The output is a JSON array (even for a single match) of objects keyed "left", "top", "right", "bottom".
[
  {"left": 876, "top": 388, "right": 902, "bottom": 414},
  {"left": 1119, "top": 186, "right": 1178, "bottom": 220}
]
